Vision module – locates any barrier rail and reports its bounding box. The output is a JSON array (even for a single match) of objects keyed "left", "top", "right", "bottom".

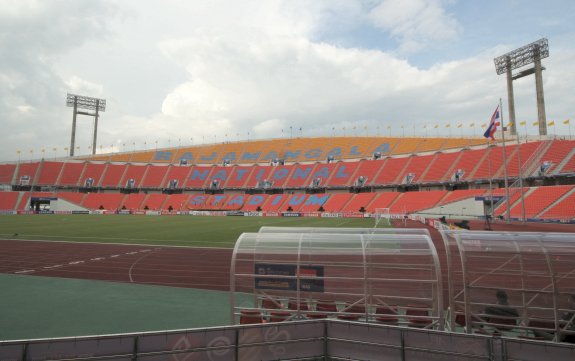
[{"left": 2, "top": 320, "right": 574, "bottom": 361}]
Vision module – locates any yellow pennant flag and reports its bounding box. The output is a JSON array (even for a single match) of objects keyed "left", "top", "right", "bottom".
[
  {"left": 457, "top": 124, "right": 462, "bottom": 128},
  {"left": 16, "top": 150, "right": 21, "bottom": 154},
  {"left": 469, "top": 122, "right": 475, "bottom": 127},
  {"left": 445, "top": 123, "right": 451, "bottom": 128},
  {"left": 548, "top": 120, "right": 555, "bottom": 126},
  {"left": 423, "top": 124, "right": 427, "bottom": 129},
  {"left": 434, "top": 124, "right": 439, "bottom": 129},
  {"left": 506, "top": 122, "right": 513, "bottom": 127},
  {"left": 519, "top": 120, "right": 527, "bottom": 126},
  {"left": 564, "top": 119, "right": 570, "bottom": 125},
  {"left": 386, "top": 125, "right": 391, "bottom": 129},
  {"left": 481, "top": 123, "right": 487, "bottom": 128},
  {"left": 533, "top": 121, "right": 539, "bottom": 126}
]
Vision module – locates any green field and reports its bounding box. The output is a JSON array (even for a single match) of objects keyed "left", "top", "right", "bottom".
[{"left": 0, "top": 214, "right": 382, "bottom": 247}]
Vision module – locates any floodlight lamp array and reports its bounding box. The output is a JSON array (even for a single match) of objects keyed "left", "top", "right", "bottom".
[
  {"left": 493, "top": 38, "right": 549, "bottom": 75},
  {"left": 66, "top": 93, "right": 106, "bottom": 112}
]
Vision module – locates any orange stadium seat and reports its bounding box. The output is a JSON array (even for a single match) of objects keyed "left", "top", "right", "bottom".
[
  {"left": 57, "top": 192, "right": 87, "bottom": 206},
  {"left": 321, "top": 193, "right": 353, "bottom": 212},
  {"left": 202, "top": 194, "right": 229, "bottom": 210},
  {"left": 266, "top": 165, "right": 293, "bottom": 189},
  {"left": 450, "top": 148, "right": 489, "bottom": 181},
  {"left": 446, "top": 137, "right": 490, "bottom": 150},
  {"left": 261, "top": 194, "right": 289, "bottom": 212},
  {"left": 241, "top": 194, "right": 269, "bottom": 211},
  {"left": 373, "top": 157, "right": 408, "bottom": 185},
  {"left": 79, "top": 163, "right": 107, "bottom": 187},
  {"left": 222, "top": 194, "right": 246, "bottom": 210},
  {"left": 15, "top": 162, "right": 41, "bottom": 185},
  {"left": 16, "top": 193, "right": 30, "bottom": 211},
  {"left": 140, "top": 165, "right": 169, "bottom": 188},
  {"left": 341, "top": 192, "right": 377, "bottom": 213},
  {"left": 164, "top": 165, "right": 193, "bottom": 188},
  {"left": 398, "top": 155, "right": 435, "bottom": 184},
  {"left": 328, "top": 161, "right": 361, "bottom": 187},
  {"left": 538, "top": 139, "right": 575, "bottom": 174},
  {"left": 389, "top": 137, "right": 422, "bottom": 155},
  {"left": 193, "top": 144, "right": 222, "bottom": 165},
  {"left": 0, "top": 164, "right": 17, "bottom": 184},
  {"left": 82, "top": 193, "right": 126, "bottom": 210},
  {"left": 141, "top": 194, "right": 167, "bottom": 211},
  {"left": 560, "top": 149, "right": 575, "bottom": 174},
  {"left": 0, "top": 191, "right": 20, "bottom": 211},
  {"left": 473, "top": 146, "right": 506, "bottom": 180},
  {"left": 511, "top": 185, "right": 574, "bottom": 219},
  {"left": 367, "top": 192, "right": 400, "bottom": 213},
  {"left": 100, "top": 164, "right": 128, "bottom": 188},
  {"left": 120, "top": 164, "right": 148, "bottom": 188},
  {"left": 121, "top": 193, "right": 146, "bottom": 210},
  {"left": 58, "top": 162, "right": 86, "bottom": 186},
  {"left": 239, "top": 139, "right": 281, "bottom": 164},
  {"left": 390, "top": 190, "right": 447, "bottom": 214},
  {"left": 299, "top": 194, "right": 328, "bottom": 213},
  {"left": 163, "top": 194, "right": 190, "bottom": 211},
  {"left": 282, "top": 194, "right": 309, "bottom": 212},
  {"left": 283, "top": 163, "right": 317, "bottom": 188},
  {"left": 184, "top": 165, "right": 214, "bottom": 188},
  {"left": 128, "top": 150, "right": 155, "bottom": 164},
  {"left": 212, "top": 141, "right": 249, "bottom": 165},
  {"left": 353, "top": 159, "right": 385, "bottom": 186},
  {"left": 505, "top": 141, "right": 543, "bottom": 177},
  {"left": 309, "top": 163, "right": 338, "bottom": 188},
  {"left": 223, "top": 166, "right": 255, "bottom": 188},
  {"left": 36, "top": 161, "right": 64, "bottom": 186},
  {"left": 107, "top": 152, "right": 132, "bottom": 163},
  {"left": 493, "top": 187, "right": 527, "bottom": 217},
  {"left": 539, "top": 188, "right": 575, "bottom": 220},
  {"left": 415, "top": 138, "right": 447, "bottom": 153},
  {"left": 188, "top": 194, "right": 208, "bottom": 210},
  {"left": 420, "top": 152, "right": 462, "bottom": 183},
  {"left": 244, "top": 165, "right": 274, "bottom": 188}
]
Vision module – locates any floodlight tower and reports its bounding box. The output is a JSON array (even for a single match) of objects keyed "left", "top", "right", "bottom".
[
  {"left": 66, "top": 93, "right": 106, "bottom": 156},
  {"left": 494, "top": 38, "right": 549, "bottom": 136}
]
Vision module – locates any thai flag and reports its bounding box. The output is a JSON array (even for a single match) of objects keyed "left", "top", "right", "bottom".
[{"left": 483, "top": 105, "right": 501, "bottom": 140}]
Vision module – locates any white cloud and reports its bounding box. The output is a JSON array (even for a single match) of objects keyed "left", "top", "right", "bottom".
[
  {"left": 368, "top": 0, "right": 461, "bottom": 53},
  {"left": 0, "top": 0, "right": 573, "bottom": 162},
  {"left": 65, "top": 76, "right": 104, "bottom": 97}
]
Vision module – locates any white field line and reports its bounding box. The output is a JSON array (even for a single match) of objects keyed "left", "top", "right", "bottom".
[{"left": 0, "top": 236, "right": 234, "bottom": 250}]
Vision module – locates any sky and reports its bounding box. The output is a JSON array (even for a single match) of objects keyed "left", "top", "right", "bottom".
[{"left": 1, "top": 0, "right": 574, "bottom": 162}]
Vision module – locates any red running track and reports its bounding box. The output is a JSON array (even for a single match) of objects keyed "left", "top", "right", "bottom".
[
  {"left": 0, "top": 240, "right": 232, "bottom": 291},
  {"left": 1, "top": 220, "right": 573, "bottom": 294}
]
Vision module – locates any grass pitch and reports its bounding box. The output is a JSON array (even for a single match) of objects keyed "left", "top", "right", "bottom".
[{"left": 0, "top": 214, "right": 384, "bottom": 247}]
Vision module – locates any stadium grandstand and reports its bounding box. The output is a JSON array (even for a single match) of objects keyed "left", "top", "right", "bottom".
[{"left": 1, "top": 136, "right": 574, "bottom": 223}]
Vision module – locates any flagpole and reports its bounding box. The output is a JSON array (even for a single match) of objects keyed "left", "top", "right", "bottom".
[
  {"left": 516, "top": 124, "right": 526, "bottom": 223},
  {"left": 487, "top": 142, "right": 494, "bottom": 217},
  {"left": 500, "top": 98, "right": 512, "bottom": 224}
]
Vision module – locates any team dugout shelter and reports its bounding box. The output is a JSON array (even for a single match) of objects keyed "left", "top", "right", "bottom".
[
  {"left": 441, "top": 230, "right": 575, "bottom": 342},
  {"left": 230, "top": 228, "right": 444, "bottom": 329}
]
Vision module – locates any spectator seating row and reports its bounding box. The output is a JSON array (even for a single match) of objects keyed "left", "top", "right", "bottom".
[
  {"left": 82, "top": 136, "right": 492, "bottom": 165},
  {"left": 3, "top": 140, "right": 573, "bottom": 190},
  {"left": 2, "top": 185, "right": 574, "bottom": 221}
]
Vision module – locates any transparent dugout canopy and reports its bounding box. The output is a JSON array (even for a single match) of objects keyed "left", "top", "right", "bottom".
[
  {"left": 230, "top": 231, "right": 443, "bottom": 329},
  {"left": 440, "top": 230, "right": 575, "bottom": 341},
  {"left": 258, "top": 226, "right": 430, "bottom": 237}
]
